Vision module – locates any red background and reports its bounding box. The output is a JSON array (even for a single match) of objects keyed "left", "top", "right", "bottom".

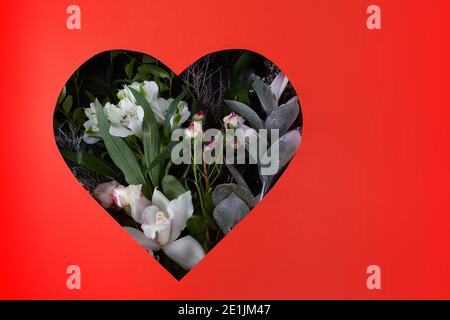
[{"left": 1, "top": 0, "right": 449, "bottom": 299}]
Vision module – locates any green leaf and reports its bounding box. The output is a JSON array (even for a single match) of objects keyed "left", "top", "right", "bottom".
[
  {"left": 125, "top": 58, "right": 136, "bottom": 80},
  {"left": 60, "top": 149, "right": 116, "bottom": 178},
  {"left": 161, "top": 175, "right": 186, "bottom": 200},
  {"left": 232, "top": 51, "right": 255, "bottom": 78},
  {"left": 129, "top": 88, "right": 161, "bottom": 187},
  {"left": 94, "top": 99, "right": 148, "bottom": 189},
  {"left": 57, "top": 86, "right": 67, "bottom": 105},
  {"left": 137, "top": 64, "right": 171, "bottom": 79},
  {"left": 186, "top": 215, "right": 207, "bottom": 244},
  {"left": 148, "top": 140, "right": 178, "bottom": 170},
  {"left": 72, "top": 107, "right": 84, "bottom": 126},
  {"left": 265, "top": 97, "right": 300, "bottom": 135},
  {"left": 163, "top": 89, "right": 187, "bottom": 137},
  {"left": 223, "top": 99, "right": 264, "bottom": 130},
  {"left": 110, "top": 50, "right": 125, "bottom": 60},
  {"left": 62, "top": 95, "right": 73, "bottom": 114},
  {"left": 251, "top": 74, "right": 277, "bottom": 115},
  {"left": 83, "top": 90, "right": 96, "bottom": 103},
  {"left": 142, "top": 55, "right": 156, "bottom": 64}
]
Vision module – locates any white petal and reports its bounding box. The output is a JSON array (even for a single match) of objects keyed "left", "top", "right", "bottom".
[
  {"left": 124, "top": 227, "right": 161, "bottom": 251},
  {"left": 82, "top": 134, "right": 100, "bottom": 144},
  {"left": 162, "top": 236, "right": 205, "bottom": 270},
  {"left": 166, "top": 191, "right": 194, "bottom": 242},
  {"left": 141, "top": 219, "right": 171, "bottom": 243},
  {"left": 109, "top": 125, "right": 132, "bottom": 137},
  {"left": 129, "top": 196, "right": 151, "bottom": 223},
  {"left": 128, "top": 118, "right": 143, "bottom": 138},
  {"left": 142, "top": 81, "right": 159, "bottom": 102},
  {"left": 141, "top": 205, "right": 160, "bottom": 225},
  {"left": 151, "top": 189, "right": 170, "bottom": 212},
  {"left": 151, "top": 98, "right": 170, "bottom": 124}
]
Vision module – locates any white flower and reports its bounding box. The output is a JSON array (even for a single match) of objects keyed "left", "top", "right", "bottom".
[
  {"left": 185, "top": 121, "right": 203, "bottom": 139},
  {"left": 117, "top": 81, "right": 158, "bottom": 105},
  {"left": 151, "top": 98, "right": 190, "bottom": 128},
  {"left": 104, "top": 100, "right": 144, "bottom": 138},
  {"left": 92, "top": 181, "right": 120, "bottom": 208},
  {"left": 125, "top": 189, "right": 205, "bottom": 270},
  {"left": 82, "top": 102, "right": 101, "bottom": 144},
  {"left": 151, "top": 97, "right": 171, "bottom": 124},
  {"left": 112, "top": 185, "right": 151, "bottom": 222},
  {"left": 223, "top": 112, "right": 245, "bottom": 129},
  {"left": 170, "top": 100, "right": 191, "bottom": 129}
]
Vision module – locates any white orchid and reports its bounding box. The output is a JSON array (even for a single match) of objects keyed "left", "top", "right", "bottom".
[
  {"left": 104, "top": 99, "right": 144, "bottom": 138},
  {"left": 125, "top": 189, "right": 205, "bottom": 270},
  {"left": 112, "top": 184, "right": 151, "bottom": 222},
  {"left": 223, "top": 111, "right": 245, "bottom": 129},
  {"left": 82, "top": 102, "right": 101, "bottom": 144}
]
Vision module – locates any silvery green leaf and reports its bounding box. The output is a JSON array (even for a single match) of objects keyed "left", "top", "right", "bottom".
[
  {"left": 224, "top": 99, "right": 264, "bottom": 130},
  {"left": 259, "top": 129, "right": 301, "bottom": 178},
  {"left": 265, "top": 96, "right": 299, "bottom": 135},
  {"left": 252, "top": 75, "right": 277, "bottom": 114},
  {"left": 251, "top": 74, "right": 277, "bottom": 115},
  {"left": 212, "top": 183, "right": 256, "bottom": 208},
  {"left": 213, "top": 192, "right": 250, "bottom": 235},
  {"left": 270, "top": 72, "right": 289, "bottom": 104}
]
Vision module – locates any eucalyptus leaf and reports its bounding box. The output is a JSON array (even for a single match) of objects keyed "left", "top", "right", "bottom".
[
  {"left": 265, "top": 96, "right": 299, "bottom": 135},
  {"left": 213, "top": 192, "right": 250, "bottom": 235},
  {"left": 94, "top": 99, "right": 148, "bottom": 189},
  {"left": 212, "top": 183, "right": 256, "bottom": 208},
  {"left": 224, "top": 99, "right": 264, "bottom": 130},
  {"left": 251, "top": 74, "right": 276, "bottom": 115},
  {"left": 270, "top": 72, "right": 289, "bottom": 104},
  {"left": 225, "top": 164, "right": 251, "bottom": 191},
  {"left": 162, "top": 175, "right": 186, "bottom": 200},
  {"left": 259, "top": 129, "right": 301, "bottom": 178},
  {"left": 60, "top": 149, "right": 116, "bottom": 179}
]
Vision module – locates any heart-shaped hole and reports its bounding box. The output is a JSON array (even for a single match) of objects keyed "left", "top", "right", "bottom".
[{"left": 53, "top": 49, "right": 303, "bottom": 279}]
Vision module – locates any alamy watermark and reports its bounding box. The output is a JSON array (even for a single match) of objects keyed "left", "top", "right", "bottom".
[{"left": 170, "top": 128, "right": 281, "bottom": 176}]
